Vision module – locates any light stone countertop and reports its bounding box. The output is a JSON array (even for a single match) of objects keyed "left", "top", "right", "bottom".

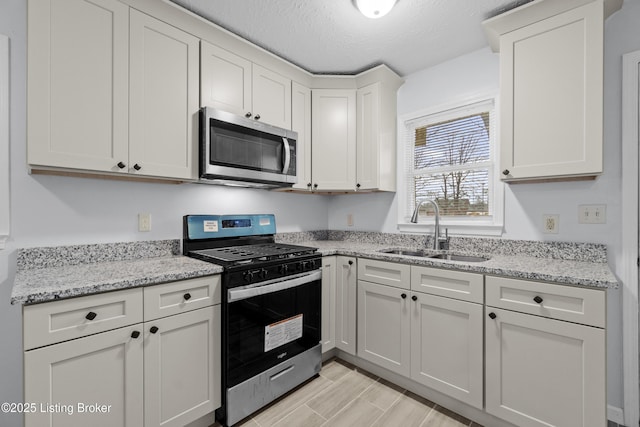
[{"left": 294, "top": 240, "right": 619, "bottom": 289}]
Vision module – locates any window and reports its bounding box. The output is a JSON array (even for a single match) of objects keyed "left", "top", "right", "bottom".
[{"left": 399, "top": 98, "right": 503, "bottom": 235}]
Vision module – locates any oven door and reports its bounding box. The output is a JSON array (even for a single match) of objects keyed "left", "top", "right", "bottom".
[{"left": 225, "top": 270, "right": 321, "bottom": 389}]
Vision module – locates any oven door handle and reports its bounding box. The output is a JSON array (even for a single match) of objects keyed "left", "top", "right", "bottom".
[
  {"left": 228, "top": 270, "right": 321, "bottom": 303},
  {"left": 282, "top": 137, "right": 291, "bottom": 174}
]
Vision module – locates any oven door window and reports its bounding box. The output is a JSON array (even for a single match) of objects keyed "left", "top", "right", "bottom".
[
  {"left": 209, "top": 120, "right": 296, "bottom": 175},
  {"left": 226, "top": 280, "right": 320, "bottom": 387}
]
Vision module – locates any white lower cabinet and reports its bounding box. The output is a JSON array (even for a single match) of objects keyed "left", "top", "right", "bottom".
[
  {"left": 410, "top": 292, "right": 483, "bottom": 409},
  {"left": 23, "top": 276, "right": 221, "bottom": 427},
  {"left": 321, "top": 256, "right": 337, "bottom": 353},
  {"left": 335, "top": 256, "right": 357, "bottom": 354},
  {"left": 357, "top": 280, "right": 410, "bottom": 376}
]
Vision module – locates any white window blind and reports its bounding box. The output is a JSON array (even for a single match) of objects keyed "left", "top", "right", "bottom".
[{"left": 400, "top": 98, "right": 503, "bottom": 235}]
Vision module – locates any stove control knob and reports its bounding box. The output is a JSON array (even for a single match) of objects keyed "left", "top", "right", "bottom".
[
  {"left": 296, "top": 262, "right": 304, "bottom": 272},
  {"left": 260, "top": 268, "right": 268, "bottom": 279},
  {"left": 279, "top": 264, "right": 289, "bottom": 274},
  {"left": 243, "top": 271, "right": 255, "bottom": 283}
]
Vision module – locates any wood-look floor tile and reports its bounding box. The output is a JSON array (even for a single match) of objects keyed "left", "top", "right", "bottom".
[
  {"left": 372, "top": 391, "right": 435, "bottom": 427},
  {"left": 252, "top": 375, "right": 333, "bottom": 427},
  {"left": 321, "top": 397, "right": 383, "bottom": 427},
  {"left": 360, "top": 378, "right": 405, "bottom": 411},
  {"left": 307, "top": 370, "right": 377, "bottom": 418},
  {"left": 421, "top": 405, "right": 472, "bottom": 427},
  {"left": 272, "top": 405, "right": 325, "bottom": 427},
  {"left": 320, "top": 359, "right": 353, "bottom": 382}
]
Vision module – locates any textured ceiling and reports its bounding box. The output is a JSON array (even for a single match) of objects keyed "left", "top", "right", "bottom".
[{"left": 169, "top": 0, "right": 533, "bottom": 77}]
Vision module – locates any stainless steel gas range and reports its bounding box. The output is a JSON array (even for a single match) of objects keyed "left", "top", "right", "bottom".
[{"left": 182, "top": 214, "right": 322, "bottom": 426}]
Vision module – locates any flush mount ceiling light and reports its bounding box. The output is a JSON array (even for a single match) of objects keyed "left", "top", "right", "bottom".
[{"left": 355, "top": 0, "right": 397, "bottom": 19}]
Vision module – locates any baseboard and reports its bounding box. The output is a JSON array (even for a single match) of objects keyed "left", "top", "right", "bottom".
[{"left": 608, "top": 405, "right": 625, "bottom": 425}]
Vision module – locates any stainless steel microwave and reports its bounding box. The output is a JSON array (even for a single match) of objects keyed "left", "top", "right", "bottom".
[{"left": 199, "top": 107, "right": 297, "bottom": 188}]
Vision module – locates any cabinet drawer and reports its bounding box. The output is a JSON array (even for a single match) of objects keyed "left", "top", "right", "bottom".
[
  {"left": 411, "top": 266, "right": 483, "bottom": 303},
  {"left": 23, "top": 288, "right": 143, "bottom": 350},
  {"left": 485, "top": 276, "right": 605, "bottom": 328},
  {"left": 358, "top": 258, "right": 410, "bottom": 289},
  {"left": 144, "top": 275, "right": 221, "bottom": 321}
]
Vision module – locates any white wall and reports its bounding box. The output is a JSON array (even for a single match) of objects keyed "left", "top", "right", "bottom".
[
  {"left": 0, "top": 1, "right": 329, "bottom": 425},
  {"left": 328, "top": 1, "right": 640, "bottom": 414}
]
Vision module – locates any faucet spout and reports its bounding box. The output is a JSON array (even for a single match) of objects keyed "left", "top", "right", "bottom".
[{"left": 411, "top": 199, "right": 447, "bottom": 250}]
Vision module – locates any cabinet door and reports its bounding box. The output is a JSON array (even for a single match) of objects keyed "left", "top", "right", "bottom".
[
  {"left": 335, "top": 256, "right": 357, "bottom": 355},
  {"left": 356, "top": 83, "right": 380, "bottom": 190},
  {"left": 24, "top": 325, "right": 144, "bottom": 427},
  {"left": 200, "top": 41, "right": 251, "bottom": 116},
  {"left": 500, "top": 1, "right": 603, "bottom": 180},
  {"left": 291, "top": 82, "right": 312, "bottom": 191},
  {"left": 410, "top": 293, "right": 483, "bottom": 409},
  {"left": 27, "top": 0, "right": 129, "bottom": 172},
  {"left": 144, "top": 305, "right": 221, "bottom": 427},
  {"left": 485, "top": 308, "right": 605, "bottom": 427},
  {"left": 357, "top": 281, "right": 410, "bottom": 376},
  {"left": 252, "top": 64, "right": 292, "bottom": 129},
  {"left": 321, "top": 256, "right": 337, "bottom": 353},
  {"left": 311, "top": 89, "right": 356, "bottom": 191},
  {"left": 129, "top": 10, "right": 199, "bottom": 180}
]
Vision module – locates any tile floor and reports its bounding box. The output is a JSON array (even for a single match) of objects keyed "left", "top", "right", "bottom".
[{"left": 214, "top": 358, "right": 485, "bottom": 427}]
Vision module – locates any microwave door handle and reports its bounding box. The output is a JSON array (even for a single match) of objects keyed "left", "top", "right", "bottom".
[{"left": 282, "top": 137, "right": 291, "bottom": 173}]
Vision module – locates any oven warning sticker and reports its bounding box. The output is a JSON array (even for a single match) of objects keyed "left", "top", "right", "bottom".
[
  {"left": 203, "top": 220, "right": 218, "bottom": 232},
  {"left": 264, "top": 314, "right": 303, "bottom": 352}
]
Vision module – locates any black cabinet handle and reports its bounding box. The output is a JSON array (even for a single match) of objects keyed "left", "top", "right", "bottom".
[
  {"left": 401, "top": 293, "right": 407, "bottom": 299},
  {"left": 307, "top": 183, "right": 312, "bottom": 188},
  {"left": 356, "top": 183, "right": 361, "bottom": 189},
  {"left": 150, "top": 326, "right": 159, "bottom": 334},
  {"left": 488, "top": 312, "right": 497, "bottom": 319},
  {"left": 313, "top": 183, "right": 318, "bottom": 189},
  {"left": 254, "top": 114, "right": 261, "bottom": 120},
  {"left": 85, "top": 311, "right": 97, "bottom": 321},
  {"left": 348, "top": 260, "right": 353, "bottom": 265},
  {"left": 117, "top": 161, "right": 126, "bottom": 169},
  {"left": 411, "top": 295, "right": 418, "bottom": 301},
  {"left": 184, "top": 293, "right": 192, "bottom": 301},
  {"left": 245, "top": 112, "right": 252, "bottom": 118},
  {"left": 533, "top": 295, "right": 543, "bottom": 304},
  {"left": 502, "top": 169, "right": 510, "bottom": 176},
  {"left": 131, "top": 330, "right": 140, "bottom": 339},
  {"left": 133, "top": 163, "right": 141, "bottom": 171}
]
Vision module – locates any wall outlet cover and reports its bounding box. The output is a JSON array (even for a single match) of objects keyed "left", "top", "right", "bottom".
[{"left": 543, "top": 214, "right": 559, "bottom": 234}]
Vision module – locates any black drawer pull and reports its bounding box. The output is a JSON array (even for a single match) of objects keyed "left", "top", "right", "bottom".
[
  {"left": 533, "top": 295, "right": 543, "bottom": 304},
  {"left": 411, "top": 295, "right": 418, "bottom": 301},
  {"left": 131, "top": 330, "right": 140, "bottom": 339},
  {"left": 183, "top": 293, "right": 192, "bottom": 301},
  {"left": 85, "top": 311, "right": 97, "bottom": 321},
  {"left": 150, "top": 326, "right": 159, "bottom": 334},
  {"left": 488, "top": 312, "right": 497, "bottom": 320},
  {"left": 348, "top": 260, "right": 353, "bottom": 265},
  {"left": 401, "top": 293, "right": 407, "bottom": 299}
]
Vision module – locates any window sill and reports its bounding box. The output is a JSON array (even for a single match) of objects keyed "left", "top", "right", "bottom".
[{"left": 398, "top": 220, "right": 503, "bottom": 237}]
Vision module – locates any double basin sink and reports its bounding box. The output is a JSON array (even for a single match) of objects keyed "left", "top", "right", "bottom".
[{"left": 379, "top": 248, "right": 489, "bottom": 263}]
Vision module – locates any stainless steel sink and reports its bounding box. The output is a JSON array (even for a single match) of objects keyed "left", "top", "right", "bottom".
[
  {"left": 379, "top": 248, "right": 429, "bottom": 257},
  {"left": 427, "top": 253, "right": 489, "bottom": 262},
  {"left": 379, "top": 248, "right": 489, "bottom": 262}
]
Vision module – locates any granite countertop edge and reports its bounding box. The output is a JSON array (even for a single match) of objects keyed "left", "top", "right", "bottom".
[
  {"left": 11, "top": 256, "right": 223, "bottom": 306},
  {"left": 301, "top": 241, "right": 619, "bottom": 290}
]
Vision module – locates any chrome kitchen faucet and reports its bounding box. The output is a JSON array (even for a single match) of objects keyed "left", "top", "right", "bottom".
[{"left": 410, "top": 199, "right": 450, "bottom": 250}]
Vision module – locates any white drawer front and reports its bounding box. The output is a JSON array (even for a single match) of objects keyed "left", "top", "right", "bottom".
[
  {"left": 485, "top": 276, "right": 605, "bottom": 328},
  {"left": 144, "top": 275, "right": 221, "bottom": 321},
  {"left": 23, "top": 288, "right": 143, "bottom": 350},
  {"left": 358, "top": 258, "right": 410, "bottom": 289},
  {"left": 411, "top": 266, "right": 484, "bottom": 303}
]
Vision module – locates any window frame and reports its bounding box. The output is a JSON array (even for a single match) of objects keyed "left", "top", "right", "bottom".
[
  {"left": 0, "top": 34, "right": 9, "bottom": 249},
  {"left": 397, "top": 93, "right": 504, "bottom": 236}
]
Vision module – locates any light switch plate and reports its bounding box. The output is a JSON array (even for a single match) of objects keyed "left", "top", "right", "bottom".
[{"left": 578, "top": 205, "right": 606, "bottom": 224}]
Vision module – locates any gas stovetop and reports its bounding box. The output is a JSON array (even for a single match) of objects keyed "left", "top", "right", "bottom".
[{"left": 189, "top": 243, "right": 317, "bottom": 266}]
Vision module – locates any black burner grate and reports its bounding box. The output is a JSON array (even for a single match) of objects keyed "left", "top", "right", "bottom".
[{"left": 191, "top": 243, "right": 316, "bottom": 264}]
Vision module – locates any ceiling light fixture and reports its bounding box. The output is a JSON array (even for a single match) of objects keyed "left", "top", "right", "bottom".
[{"left": 355, "top": 0, "right": 397, "bottom": 19}]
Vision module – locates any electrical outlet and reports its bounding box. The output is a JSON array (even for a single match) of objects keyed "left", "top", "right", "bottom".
[
  {"left": 347, "top": 214, "right": 354, "bottom": 227},
  {"left": 578, "top": 205, "right": 606, "bottom": 224},
  {"left": 543, "top": 214, "right": 559, "bottom": 234},
  {"left": 138, "top": 213, "right": 151, "bottom": 232}
]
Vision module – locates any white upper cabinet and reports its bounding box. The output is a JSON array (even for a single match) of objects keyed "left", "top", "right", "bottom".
[
  {"left": 129, "top": 10, "right": 199, "bottom": 180},
  {"left": 28, "top": 0, "right": 199, "bottom": 180},
  {"left": 27, "top": 0, "right": 130, "bottom": 173},
  {"left": 311, "top": 89, "right": 357, "bottom": 191},
  {"left": 291, "top": 82, "right": 313, "bottom": 191},
  {"left": 200, "top": 41, "right": 291, "bottom": 129},
  {"left": 483, "top": 0, "right": 622, "bottom": 182}
]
